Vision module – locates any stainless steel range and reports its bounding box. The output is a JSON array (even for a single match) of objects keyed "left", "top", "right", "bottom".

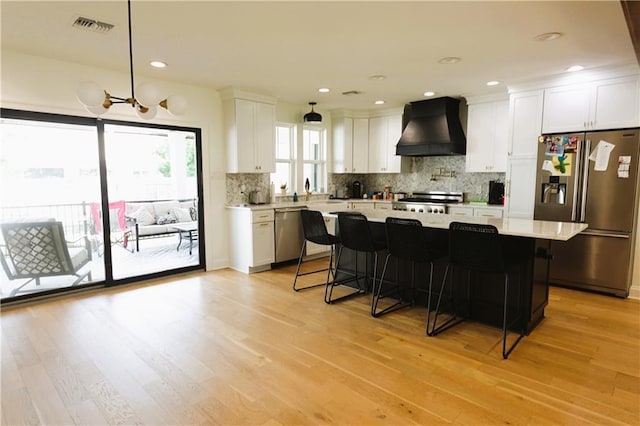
[{"left": 392, "top": 191, "right": 463, "bottom": 214}]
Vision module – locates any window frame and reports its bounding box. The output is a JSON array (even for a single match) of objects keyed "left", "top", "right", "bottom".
[
  {"left": 273, "top": 122, "right": 296, "bottom": 192},
  {"left": 301, "top": 124, "right": 327, "bottom": 194}
]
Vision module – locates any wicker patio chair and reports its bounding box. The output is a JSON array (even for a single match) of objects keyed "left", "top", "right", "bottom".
[{"left": 0, "top": 221, "right": 92, "bottom": 297}]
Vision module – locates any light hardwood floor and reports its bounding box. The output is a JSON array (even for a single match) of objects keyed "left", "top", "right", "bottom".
[{"left": 2, "top": 260, "right": 639, "bottom": 425}]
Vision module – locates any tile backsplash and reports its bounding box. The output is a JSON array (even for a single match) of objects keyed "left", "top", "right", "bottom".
[
  {"left": 226, "top": 156, "right": 504, "bottom": 204},
  {"left": 343, "top": 156, "right": 505, "bottom": 201}
]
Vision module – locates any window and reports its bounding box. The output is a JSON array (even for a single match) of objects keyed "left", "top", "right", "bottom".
[
  {"left": 270, "top": 123, "right": 327, "bottom": 194},
  {"left": 271, "top": 124, "right": 295, "bottom": 192},
  {"left": 302, "top": 126, "right": 327, "bottom": 193}
]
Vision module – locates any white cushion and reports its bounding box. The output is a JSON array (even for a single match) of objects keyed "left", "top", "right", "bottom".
[
  {"left": 126, "top": 203, "right": 154, "bottom": 217},
  {"left": 128, "top": 208, "right": 156, "bottom": 226},
  {"left": 179, "top": 200, "right": 195, "bottom": 209},
  {"left": 137, "top": 224, "right": 171, "bottom": 235},
  {"left": 172, "top": 207, "right": 193, "bottom": 223},
  {"left": 152, "top": 201, "right": 179, "bottom": 217}
]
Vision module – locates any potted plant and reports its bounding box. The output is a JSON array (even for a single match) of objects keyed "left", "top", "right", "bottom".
[{"left": 280, "top": 183, "right": 287, "bottom": 195}]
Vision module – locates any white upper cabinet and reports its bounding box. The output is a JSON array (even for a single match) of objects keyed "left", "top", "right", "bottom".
[
  {"left": 508, "top": 90, "right": 544, "bottom": 158},
  {"left": 332, "top": 114, "right": 369, "bottom": 173},
  {"left": 465, "top": 98, "right": 509, "bottom": 172},
  {"left": 223, "top": 89, "right": 276, "bottom": 173},
  {"left": 542, "top": 76, "right": 640, "bottom": 133},
  {"left": 352, "top": 118, "right": 370, "bottom": 173},
  {"left": 332, "top": 116, "right": 353, "bottom": 173},
  {"left": 368, "top": 114, "right": 402, "bottom": 173},
  {"left": 504, "top": 89, "right": 544, "bottom": 219}
]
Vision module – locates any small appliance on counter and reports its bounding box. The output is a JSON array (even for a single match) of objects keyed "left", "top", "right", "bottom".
[
  {"left": 248, "top": 190, "right": 267, "bottom": 205},
  {"left": 352, "top": 181, "right": 362, "bottom": 199},
  {"left": 488, "top": 180, "right": 505, "bottom": 205}
]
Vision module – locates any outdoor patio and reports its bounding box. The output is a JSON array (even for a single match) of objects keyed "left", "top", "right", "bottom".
[{"left": 0, "top": 230, "right": 199, "bottom": 300}]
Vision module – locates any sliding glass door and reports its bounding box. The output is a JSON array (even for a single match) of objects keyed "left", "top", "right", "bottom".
[
  {"left": 0, "top": 110, "right": 204, "bottom": 302},
  {"left": 0, "top": 115, "right": 105, "bottom": 299},
  {"left": 103, "top": 123, "right": 201, "bottom": 279}
]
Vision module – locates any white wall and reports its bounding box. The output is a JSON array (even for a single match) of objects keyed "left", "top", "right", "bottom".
[{"left": 0, "top": 50, "right": 229, "bottom": 270}]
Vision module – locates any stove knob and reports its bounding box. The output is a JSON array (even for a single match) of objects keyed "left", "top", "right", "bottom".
[
  {"left": 410, "top": 208, "right": 416, "bottom": 212},
  {"left": 427, "top": 207, "right": 433, "bottom": 213}
]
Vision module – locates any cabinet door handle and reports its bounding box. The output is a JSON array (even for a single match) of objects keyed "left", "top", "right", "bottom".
[{"left": 259, "top": 223, "right": 271, "bottom": 227}]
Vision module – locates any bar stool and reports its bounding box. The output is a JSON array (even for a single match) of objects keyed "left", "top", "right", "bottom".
[
  {"left": 372, "top": 217, "right": 445, "bottom": 317},
  {"left": 426, "top": 221, "right": 525, "bottom": 359},
  {"left": 325, "top": 212, "right": 386, "bottom": 304},
  {"left": 293, "top": 210, "right": 340, "bottom": 291}
]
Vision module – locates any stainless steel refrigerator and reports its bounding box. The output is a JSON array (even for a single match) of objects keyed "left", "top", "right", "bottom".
[{"left": 534, "top": 129, "right": 639, "bottom": 297}]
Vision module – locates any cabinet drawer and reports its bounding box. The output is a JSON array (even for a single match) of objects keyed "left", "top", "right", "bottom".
[
  {"left": 252, "top": 209, "right": 274, "bottom": 223},
  {"left": 448, "top": 207, "right": 473, "bottom": 217},
  {"left": 473, "top": 208, "right": 503, "bottom": 218},
  {"left": 374, "top": 202, "right": 392, "bottom": 211}
]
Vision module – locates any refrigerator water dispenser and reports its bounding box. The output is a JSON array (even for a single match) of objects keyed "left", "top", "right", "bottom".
[{"left": 541, "top": 182, "right": 566, "bottom": 205}]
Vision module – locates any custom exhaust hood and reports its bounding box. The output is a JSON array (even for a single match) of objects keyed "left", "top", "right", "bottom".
[{"left": 396, "top": 96, "right": 466, "bottom": 156}]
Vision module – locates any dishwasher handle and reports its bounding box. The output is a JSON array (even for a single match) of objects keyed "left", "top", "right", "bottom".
[{"left": 274, "top": 207, "right": 308, "bottom": 213}]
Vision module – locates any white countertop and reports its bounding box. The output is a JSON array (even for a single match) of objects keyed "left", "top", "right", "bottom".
[
  {"left": 323, "top": 209, "right": 587, "bottom": 241},
  {"left": 226, "top": 201, "right": 581, "bottom": 240},
  {"left": 225, "top": 199, "right": 504, "bottom": 210}
]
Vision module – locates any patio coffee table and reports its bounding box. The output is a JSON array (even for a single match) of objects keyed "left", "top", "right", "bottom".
[{"left": 172, "top": 222, "right": 198, "bottom": 255}]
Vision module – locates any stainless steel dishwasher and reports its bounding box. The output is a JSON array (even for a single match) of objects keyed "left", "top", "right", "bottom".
[{"left": 274, "top": 206, "right": 307, "bottom": 263}]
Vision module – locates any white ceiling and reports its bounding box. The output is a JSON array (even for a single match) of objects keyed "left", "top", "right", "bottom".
[{"left": 1, "top": 1, "right": 638, "bottom": 111}]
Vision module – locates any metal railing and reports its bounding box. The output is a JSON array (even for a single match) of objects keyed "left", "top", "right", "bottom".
[{"left": 0, "top": 202, "right": 91, "bottom": 240}]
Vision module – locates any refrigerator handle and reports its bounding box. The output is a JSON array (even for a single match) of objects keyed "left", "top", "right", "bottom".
[{"left": 578, "top": 138, "right": 591, "bottom": 222}]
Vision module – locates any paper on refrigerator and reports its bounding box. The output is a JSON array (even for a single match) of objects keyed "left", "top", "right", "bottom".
[
  {"left": 618, "top": 156, "right": 631, "bottom": 178},
  {"left": 588, "top": 140, "right": 615, "bottom": 171}
]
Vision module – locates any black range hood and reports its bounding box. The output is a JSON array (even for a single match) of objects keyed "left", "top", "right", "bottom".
[{"left": 396, "top": 96, "right": 466, "bottom": 156}]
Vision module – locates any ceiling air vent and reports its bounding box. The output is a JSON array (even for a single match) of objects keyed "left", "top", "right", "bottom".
[
  {"left": 341, "top": 90, "right": 363, "bottom": 96},
  {"left": 72, "top": 16, "right": 114, "bottom": 33}
]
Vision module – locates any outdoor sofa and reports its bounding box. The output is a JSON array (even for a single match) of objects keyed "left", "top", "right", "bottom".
[{"left": 125, "top": 199, "right": 197, "bottom": 252}]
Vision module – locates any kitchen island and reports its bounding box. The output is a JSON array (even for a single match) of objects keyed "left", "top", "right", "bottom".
[{"left": 323, "top": 209, "right": 587, "bottom": 334}]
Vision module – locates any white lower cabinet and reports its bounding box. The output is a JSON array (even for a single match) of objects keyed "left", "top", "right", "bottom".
[
  {"left": 448, "top": 205, "right": 503, "bottom": 218},
  {"left": 350, "top": 201, "right": 375, "bottom": 212},
  {"left": 374, "top": 202, "right": 392, "bottom": 211},
  {"left": 229, "top": 208, "right": 274, "bottom": 273},
  {"left": 448, "top": 206, "right": 474, "bottom": 217},
  {"left": 473, "top": 207, "right": 503, "bottom": 218}
]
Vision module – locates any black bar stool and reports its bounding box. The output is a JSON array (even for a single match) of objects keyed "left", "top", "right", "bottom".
[
  {"left": 372, "top": 217, "right": 445, "bottom": 317},
  {"left": 426, "top": 221, "right": 526, "bottom": 359},
  {"left": 293, "top": 210, "right": 340, "bottom": 291},
  {"left": 325, "top": 212, "right": 386, "bottom": 304}
]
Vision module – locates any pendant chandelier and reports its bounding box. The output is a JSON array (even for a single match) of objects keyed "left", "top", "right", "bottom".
[
  {"left": 303, "top": 102, "right": 322, "bottom": 122},
  {"left": 76, "top": 0, "right": 187, "bottom": 119}
]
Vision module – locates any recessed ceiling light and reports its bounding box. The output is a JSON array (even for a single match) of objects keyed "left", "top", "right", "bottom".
[
  {"left": 318, "top": 87, "right": 330, "bottom": 93},
  {"left": 369, "top": 75, "right": 387, "bottom": 80},
  {"left": 150, "top": 61, "right": 167, "bottom": 68},
  {"left": 438, "top": 57, "right": 461, "bottom": 64},
  {"left": 486, "top": 81, "right": 500, "bottom": 86},
  {"left": 534, "top": 32, "right": 562, "bottom": 42},
  {"left": 374, "top": 100, "right": 385, "bottom": 105},
  {"left": 566, "top": 65, "right": 584, "bottom": 72},
  {"left": 424, "top": 91, "right": 436, "bottom": 97}
]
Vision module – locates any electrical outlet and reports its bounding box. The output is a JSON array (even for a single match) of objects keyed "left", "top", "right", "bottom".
[{"left": 240, "top": 184, "right": 246, "bottom": 193}]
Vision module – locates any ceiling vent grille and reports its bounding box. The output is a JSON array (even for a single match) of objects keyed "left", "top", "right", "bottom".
[
  {"left": 72, "top": 16, "right": 114, "bottom": 33},
  {"left": 341, "top": 90, "right": 363, "bottom": 96}
]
